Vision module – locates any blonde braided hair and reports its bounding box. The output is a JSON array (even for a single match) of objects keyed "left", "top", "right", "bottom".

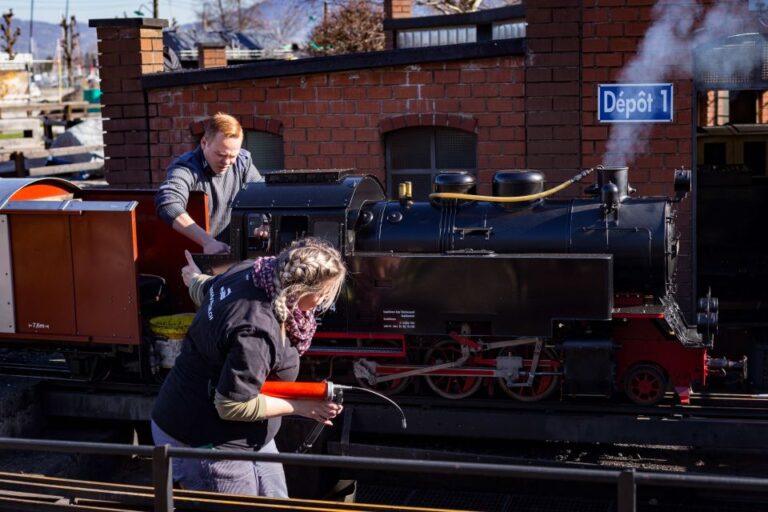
[{"left": 271, "top": 238, "right": 347, "bottom": 325}]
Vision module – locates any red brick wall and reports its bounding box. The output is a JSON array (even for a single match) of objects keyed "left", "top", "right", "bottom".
[
  {"left": 524, "top": 0, "right": 582, "bottom": 187},
  {"left": 145, "top": 58, "right": 526, "bottom": 193},
  {"left": 580, "top": 1, "right": 694, "bottom": 194}
]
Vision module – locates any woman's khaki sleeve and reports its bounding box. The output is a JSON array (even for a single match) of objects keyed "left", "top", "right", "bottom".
[
  {"left": 188, "top": 274, "right": 213, "bottom": 307},
  {"left": 214, "top": 391, "right": 268, "bottom": 422}
]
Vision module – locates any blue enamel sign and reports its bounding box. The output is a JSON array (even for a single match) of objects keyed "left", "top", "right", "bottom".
[{"left": 598, "top": 83, "right": 673, "bottom": 123}]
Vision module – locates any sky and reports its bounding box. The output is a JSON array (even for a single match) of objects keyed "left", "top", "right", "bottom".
[{"left": 5, "top": 0, "right": 200, "bottom": 26}]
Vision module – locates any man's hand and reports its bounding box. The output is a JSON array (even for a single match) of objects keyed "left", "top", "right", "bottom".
[
  {"left": 203, "top": 239, "right": 230, "bottom": 254},
  {"left": 171, "top": 213, "right": 230, "bottom": 254},
  {"left": 181, "top": 249, "right": 202, "bottom": 287},
  {"left": 254, "top": 224, "right": 270, "bottom": 239}
]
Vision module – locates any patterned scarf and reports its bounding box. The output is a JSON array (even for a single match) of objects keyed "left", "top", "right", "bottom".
[{"left": 252, "top": 257, "right": 317, "bottom": 355}]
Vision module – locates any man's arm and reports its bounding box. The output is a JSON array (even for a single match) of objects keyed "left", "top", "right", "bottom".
[
  {"left": 173, "top": 213, "right": 229, "bottom": 254},
  {"left": 156, "top": 163, "right": 228, "bottom": 254}
]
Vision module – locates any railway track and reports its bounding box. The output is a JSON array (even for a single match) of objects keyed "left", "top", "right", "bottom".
[
  {"left": 0, "top": 362, "right": 73, "bottom": 381},
  {"left": 15, "top": 379, "right": 767, "bottom": 450},
  {"left": 343, "top": 391, "right": 768, "bottom": 420},
  {"left": 1, "top": 360, "right": 767, "bottom": 421},
  {"left": 3, "top": 358, "right": 768, "bottom": 448}
]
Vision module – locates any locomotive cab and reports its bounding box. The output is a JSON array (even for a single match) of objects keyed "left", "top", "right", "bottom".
[{"left": 229, "top": 169, "right": 386, "bottom": 261}]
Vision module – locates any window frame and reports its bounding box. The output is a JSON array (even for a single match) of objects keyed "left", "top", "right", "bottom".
[
  {"left": 243, "top": 129, "right": 285, "bottom": 173},
  {"left": 385, "top": 126, "right": 477, "bottom": 200}
]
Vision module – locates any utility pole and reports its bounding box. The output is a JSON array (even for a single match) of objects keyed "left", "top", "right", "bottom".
[
  {"left": 60, "top": 15, "right": 79, "bottom": 88},
  {"left": 153, "top": 0, "right": 159, "bottom": 18},
  {"left": 28, "top": 0, "right": 34, "bottom": 53}
]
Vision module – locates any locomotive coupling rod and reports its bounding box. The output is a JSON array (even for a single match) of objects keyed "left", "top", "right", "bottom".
[
  {"left": 261, "top": 380, "right": 407, "bottom": 453},
  {"left": 526, "top": 339, "right": 544, "bottom": 388},
  {"left": 354, "top": 352, "right": 470, "bottom": 384}
]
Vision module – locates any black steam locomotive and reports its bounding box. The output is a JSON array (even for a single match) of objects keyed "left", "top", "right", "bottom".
[
  {"left": 0, "top": 169, "right": 744, "bottom": 406},
  {"left": 191, "top": 166, "right": 742, "bottom": 405}
]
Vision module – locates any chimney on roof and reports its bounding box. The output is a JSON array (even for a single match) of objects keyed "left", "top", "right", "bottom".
[
  {"left": 88, "top": 17, "right": 168, "bottom": 187},
  {"left": 383, "top": 0, "right": 412, "bottom": 49},
  {"left": 197, "top": 42, "right": 227, "bottom": 69},
  {"left": 384, "top": 0, "right": 412, "bottom": 19}
]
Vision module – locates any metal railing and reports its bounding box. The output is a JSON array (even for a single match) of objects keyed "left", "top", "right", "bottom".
[
  {"left": 178, "top": 48, "right": 295, "bottom": 61},
  {"left": 0, "top": 436, "right": 766, "bottom": 512}
]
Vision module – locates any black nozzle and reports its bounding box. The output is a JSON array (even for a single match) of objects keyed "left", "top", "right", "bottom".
[{"left": 674, "top": 169, "right": 692, "bottom": 200}]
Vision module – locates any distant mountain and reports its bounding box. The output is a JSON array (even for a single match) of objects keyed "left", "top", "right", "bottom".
[{"left": 9, "top": 18, "right": 98, "bottom": 60}]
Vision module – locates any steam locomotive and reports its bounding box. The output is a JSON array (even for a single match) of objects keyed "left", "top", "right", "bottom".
[
  {"left": 206, "top": 166, "right": 742, "bottom": 405},
  {"left": 0, "top": 168, "right": 745, "bottom": 405}
]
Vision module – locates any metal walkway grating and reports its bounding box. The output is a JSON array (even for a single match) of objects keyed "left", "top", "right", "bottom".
[{"left": 356, "top": 483, "right": 612, "bottom": 511}]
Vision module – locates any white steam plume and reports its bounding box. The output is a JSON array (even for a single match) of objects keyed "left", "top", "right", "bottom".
[{"left": 603, "top": 0, "right": 758, "bottom": 168}]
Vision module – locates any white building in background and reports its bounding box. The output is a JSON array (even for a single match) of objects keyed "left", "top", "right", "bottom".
[{"left": 0, "top": 53, "right": 41, "bottom": 103}]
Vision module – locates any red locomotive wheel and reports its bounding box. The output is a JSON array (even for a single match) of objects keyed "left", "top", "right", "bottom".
[
  {"left": 424, "top": 340, "right": 482, "bottom": 399},
  {"left": 497, "top": 347, "right": 560, "bottom": 402},
  {"left": 624, "top": 364, "right": 668, "bottom": 406}
]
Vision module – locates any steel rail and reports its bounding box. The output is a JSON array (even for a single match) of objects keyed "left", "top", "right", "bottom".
[
  {"left": 3, "top": 362, "right": 768, "bottom": 418},
  {"left": 39, "top": 377, "right": 768, "bottom": 417}
]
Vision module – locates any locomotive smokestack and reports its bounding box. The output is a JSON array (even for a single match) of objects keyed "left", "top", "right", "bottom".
[
  {"left": 586, "top": 166, "right": 634, "bottom": 205},
  {"left": 597, "top": 166, "right": 632, "bottom": 201}
]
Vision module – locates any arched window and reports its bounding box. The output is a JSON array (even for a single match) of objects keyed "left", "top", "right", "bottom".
[
  {"left": 244, "top": 130, "right": 284, "bottom": 172},
  {"left": 385, "top": 127, "right": 477, "bottom": 200}
]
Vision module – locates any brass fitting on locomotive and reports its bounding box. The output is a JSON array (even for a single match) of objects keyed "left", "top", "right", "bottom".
[{"left": 398, "top": 181, "right": 413, "bottom": 208}]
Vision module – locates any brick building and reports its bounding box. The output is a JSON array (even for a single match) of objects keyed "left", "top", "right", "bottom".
[{"left": 89, "top": 1, "right": 768, "bottom": 334}]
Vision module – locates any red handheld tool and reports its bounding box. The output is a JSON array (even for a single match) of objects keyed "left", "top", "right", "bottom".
[{"left": 261, "top": 380, "right": 407, "bottom": 453}]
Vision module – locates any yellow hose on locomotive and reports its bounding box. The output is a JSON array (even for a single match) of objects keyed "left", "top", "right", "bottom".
[{"left": 428, "top": 167, "right": 595, "bottom": 203}]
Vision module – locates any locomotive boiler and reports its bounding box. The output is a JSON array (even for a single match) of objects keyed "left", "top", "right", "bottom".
[{"left": 210, "top": 166, "right": 742, "bottom": 405}]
